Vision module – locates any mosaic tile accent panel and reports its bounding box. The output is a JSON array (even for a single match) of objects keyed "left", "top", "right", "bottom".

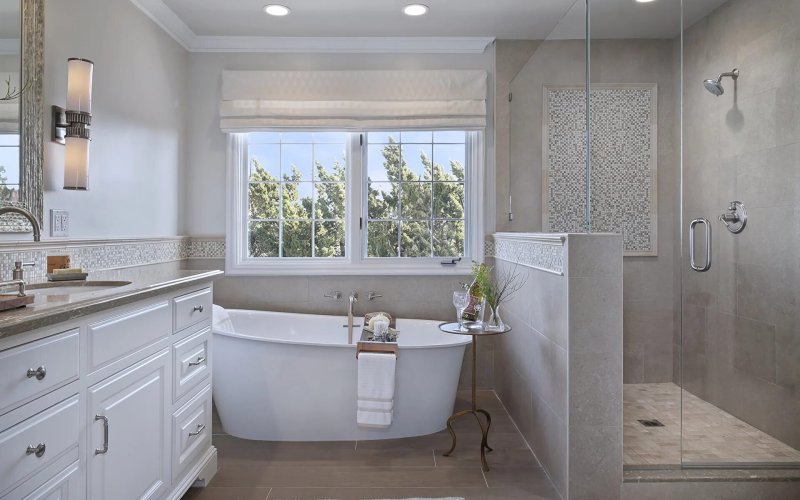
[
  {"left": 490, "top": 233, "right": 565, "bottom": 275},
  {"left": 0, "top": 238, "right": 191, "bottom": 282},
  {"left": 543, "top": 85, "right": 658, "bottom": 256},
  {"left": 483, "top": 238, "right": 495, "bottom": 259},
  {"left": 189, "top": 238, "right": 225, "bottom": 259}
]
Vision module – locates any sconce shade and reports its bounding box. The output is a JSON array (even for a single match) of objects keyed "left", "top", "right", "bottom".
[
  {"left": 66, "top": 58, "right": 93, "bottom": 113},
  {"left": 64, "top": 136, "right": 89, "bottom": 190}
]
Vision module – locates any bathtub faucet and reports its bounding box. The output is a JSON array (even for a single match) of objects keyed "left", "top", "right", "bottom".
[{"left": 346, "top": 291, "right": 360, "bottom": 344}]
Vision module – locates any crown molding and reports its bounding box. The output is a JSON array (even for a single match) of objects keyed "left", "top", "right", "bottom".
[
  {"left": 190, "top": 36, "right": 494, "bottom": 54},
  {"left": 129, "top": 0, "right": 194, "bottom": 50},
  {"left": 129, "top": 0, "right": 494, "bottom": 54}
]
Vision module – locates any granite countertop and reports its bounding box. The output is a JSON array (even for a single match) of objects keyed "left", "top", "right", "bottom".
[{"left": 0, "top": 261, "right": 223, "bottom": 339}]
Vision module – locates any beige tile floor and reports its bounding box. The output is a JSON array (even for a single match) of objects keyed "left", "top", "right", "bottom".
[
  {"left": 182, "top": 391, "right": 559, "bottom": 500},
  {"left": 624, "top": 383, "right": 800, "bottom": 467}
]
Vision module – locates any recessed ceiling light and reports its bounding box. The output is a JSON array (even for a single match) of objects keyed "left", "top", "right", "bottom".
[
  {"left": 403, "top": 4, "right": 429, "bottom": 16},
  {"left": 635, "top": 0, "right": 657, "bottom": 3},
  {"left": 264, "top": 4, "right": 290, "bottom": 16}
]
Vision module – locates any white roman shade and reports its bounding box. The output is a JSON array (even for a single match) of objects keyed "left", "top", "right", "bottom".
[{"left": 219, "top": 70, "right": 487, "bottom": 131}]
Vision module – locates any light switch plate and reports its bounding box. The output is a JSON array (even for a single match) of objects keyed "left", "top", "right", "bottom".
[{"left": 50, "top": 209, "right": 69, "bottom": 237}]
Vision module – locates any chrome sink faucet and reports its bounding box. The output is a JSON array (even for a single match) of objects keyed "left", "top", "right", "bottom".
[
  {"left": 0, "top": 206, "right": 42, "bottom": 242},
  {"left": 0, "top": 262, "right": 34, "bottom": 297}
]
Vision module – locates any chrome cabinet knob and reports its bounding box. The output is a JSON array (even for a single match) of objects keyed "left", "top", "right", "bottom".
[
  {"left": 193, "top": 305, "right": 204, "bottom": 313},
  {"left": 26, "top": 366, "right": 46, "bottom": 380},
  {"left": 26, "top": 443, "right": 46, "bottom": 458}
]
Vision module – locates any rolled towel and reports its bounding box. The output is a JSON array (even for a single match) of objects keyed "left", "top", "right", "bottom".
[
  {"left": 212, "top": 304, "right": 235, "bottom": 332},
  {"left": 368, "top": 313, "right": 391, "bottom": 331}
]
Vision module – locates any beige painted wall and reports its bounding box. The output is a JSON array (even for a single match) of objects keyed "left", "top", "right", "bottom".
[
  {"left": 506, "top": 39, "right": 680, "bottom": 384},
  {"left": 39, "top": 0, "right": 188, "bottom": 239},
  {"left": 183, "top": 46, "right": 509, "bottom": 389},
  {"left": 681, "top": 0, "right": 800, "bottom": 450}
]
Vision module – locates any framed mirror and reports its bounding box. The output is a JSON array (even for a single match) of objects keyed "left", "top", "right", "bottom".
[{"left": 0, "top": 0, "right": 43, "bottom": 233}]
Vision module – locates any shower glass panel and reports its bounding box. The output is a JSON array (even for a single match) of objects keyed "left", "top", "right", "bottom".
[
  {"left": 506, "top": 0, "right": 587, "bottom": 234},
  {"left": 587, "top": 0, "right": 683, "bottom": 469},
  {"left": 680, "top": 0, "right": 800, "bottom": 467}
]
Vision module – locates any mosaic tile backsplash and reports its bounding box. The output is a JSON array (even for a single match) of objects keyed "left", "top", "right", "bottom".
[
  {"left": 0, "top": 237, "right": 225, "bottom": 282},
  {"left": 544, "top": 85, "right": 657, "bottom": 256}
]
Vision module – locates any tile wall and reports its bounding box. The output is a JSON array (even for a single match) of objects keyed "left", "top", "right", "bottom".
[
  {"left": 680, "top": 0, "right": 800, "bottom": 452},
  {"left": 492, "top": 232, "right": 623, "bottom": 500}
]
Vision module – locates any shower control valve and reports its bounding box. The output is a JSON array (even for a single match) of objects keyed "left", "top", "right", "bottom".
[{"left": 719, "top": 200, "right": 747, "bottom": 234}]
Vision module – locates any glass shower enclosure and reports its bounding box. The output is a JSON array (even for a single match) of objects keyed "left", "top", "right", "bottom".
[{"left": 578, "top": 0, "right": 799, "bottom": 469}]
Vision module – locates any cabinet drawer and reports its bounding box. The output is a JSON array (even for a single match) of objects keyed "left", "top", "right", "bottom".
[
  {"left": 4, "top": 460, "right": 82, "bottom": 500},
  {"left": 87, "top": 301, "right": 171, "bottom": 373},
  {"left": 0, "top": 395, "right": 79, "bottom": 497},
  {"left": 173, "top": 327, "right": 211, "bottom": 403},
  {"left": 172, "top": 385, "right": 212, "bottom": 482},
  {"left": 173, "top": 288, "right": 212, "bottom": 333},
  {"left": 0, "top": 331, "right": 79, "bottom": 417}
]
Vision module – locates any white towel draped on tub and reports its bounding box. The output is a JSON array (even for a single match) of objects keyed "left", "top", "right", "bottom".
[
  {"left": 357, "top": 352, "right": 397, "bottom": 428},
  {"left": 212, "top": 304, "right": 235, "bottom": 333}
]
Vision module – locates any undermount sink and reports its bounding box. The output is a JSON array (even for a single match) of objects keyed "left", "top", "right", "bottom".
[{"left": 26, "top": 281, "right": 132, "bottom": 296}]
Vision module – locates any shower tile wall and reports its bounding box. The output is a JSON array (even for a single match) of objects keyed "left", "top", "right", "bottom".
[
  {"left": 506, "top": 39, "right": 680, "bottom": 384},
  {"left": 681, "top": 0, "right": 800, "bottom": 451}
]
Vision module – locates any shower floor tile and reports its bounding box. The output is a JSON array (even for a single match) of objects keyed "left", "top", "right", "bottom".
[
  {"left": 624, "top": 383, "right": 800, "bottom": 467},
  {"left": 184, "top": 390, "right": 559, "bottom": 500}
]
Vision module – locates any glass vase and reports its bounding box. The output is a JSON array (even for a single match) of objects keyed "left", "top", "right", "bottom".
[{"left": 486, "top": 303, "right": 505, "bottom": 331}]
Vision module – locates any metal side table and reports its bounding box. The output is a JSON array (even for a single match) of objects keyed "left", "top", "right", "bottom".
[{"left": 439, "top": 321, "right": 511, "bottom": 471}]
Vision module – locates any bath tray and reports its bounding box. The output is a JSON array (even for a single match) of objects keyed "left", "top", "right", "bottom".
[
  {"left": 47, "top": 273, "right": 88, "bottom": 281},
  {"left": 0, "top": 293, "right": 34, "bottom": 311},
  {"left": 356, "top": 329, "right": 398, "bottom": 358}
]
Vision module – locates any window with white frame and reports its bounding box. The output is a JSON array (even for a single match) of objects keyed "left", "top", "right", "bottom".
[
  {"left": 247, "top": 132, "right": 348, "bottom": 258},
  {"left": 227, "top": 130, "right": 482, "bottom": 275}
]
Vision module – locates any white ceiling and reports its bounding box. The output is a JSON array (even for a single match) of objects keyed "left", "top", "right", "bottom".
[
  {"left": 132, "top": 0, "right": 732, "bottom": 52},
  {"left": 161, "top": 0, "right": 577, "bottom": 39}
]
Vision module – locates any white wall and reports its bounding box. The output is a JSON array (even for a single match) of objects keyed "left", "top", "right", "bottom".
[
  {"left": 182, "top": 49, "right": 496, "bottom": 237},
  {"left": 40, "top": 0, "right": 188, "bottom": 239}
]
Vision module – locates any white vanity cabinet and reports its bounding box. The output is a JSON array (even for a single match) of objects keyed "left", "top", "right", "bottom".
[
  {"left": 0, "top": 281, "right": 218, "bottom": 500},
  {"left": 87, "top": 350, "right": 171, "bottom": 500}
]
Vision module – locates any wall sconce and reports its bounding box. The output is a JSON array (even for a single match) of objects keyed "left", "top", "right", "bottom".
[{"left": 52, "top": 58, "right": 93, "bottom": 190}]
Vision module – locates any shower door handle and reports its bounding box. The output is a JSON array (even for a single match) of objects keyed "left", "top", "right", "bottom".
[{"left": 689, "top": 218, "right": 712, "bottom": 272}]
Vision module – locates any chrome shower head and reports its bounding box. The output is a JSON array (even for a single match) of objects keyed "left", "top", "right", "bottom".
[
  {"left": 704, "top": 68, "right": 739, "bottom": 96},
  {"left": 704, "top": 79, "right": 725, "bottom": 95}
]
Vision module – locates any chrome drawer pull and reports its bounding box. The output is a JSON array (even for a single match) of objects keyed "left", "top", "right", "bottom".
[
  {"left": 94, "top": 415, "right": 109, "bottom": 455},
  {"left": 188, "top": 423, "right": 206, "bottom": 437},
  {"left": 192, "top": 305, "right": 204, "bottom": 313},
  {"left": 26, "top": 366, "right": 46, "bottom": 380},
  {"left": 26, "top": 443, "right": 46, "bottom": 458},
  {"left": 188, "top": 355, "right": 206, "bottom": 367}
]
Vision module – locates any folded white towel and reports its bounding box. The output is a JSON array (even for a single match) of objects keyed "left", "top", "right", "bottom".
[
  {"left": 357, "top": 352, "right": 396, "bottom": 428},
  {"left": 357, "top": 409, "right": 393, "bottom": 428},
  {"left": 212, "top": 304, "right": 235, "bottom": 332},
  {"left": 357, "top": 399, "right": 393, "bottom": 412}
]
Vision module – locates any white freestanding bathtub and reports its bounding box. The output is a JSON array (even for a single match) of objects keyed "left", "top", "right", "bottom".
[{"left": 212, "top": 309, "right": 470, "bottom": 441}]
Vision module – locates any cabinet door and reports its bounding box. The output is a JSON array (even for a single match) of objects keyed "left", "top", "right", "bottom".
[{"left": 87, "top": 350, "right": 171, "bottom": 500}]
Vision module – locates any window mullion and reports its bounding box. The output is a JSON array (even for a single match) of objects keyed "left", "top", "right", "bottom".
[{"left": 349, "top": 132, "right": 364, "bottom": 265}]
